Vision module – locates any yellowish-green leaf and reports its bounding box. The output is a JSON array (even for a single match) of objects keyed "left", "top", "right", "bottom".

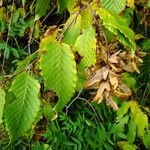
[
  {"left": 74, "top": 27, "right": 96, "bottom": 90},
  {"left": 63, "top": 14, "right": 81, "bottom": 46},
  {"left": 40, "top": 40, "right": 77, "bottom": 112},
  {"left": 5, "top": 72, "right": 40, "bottom": 140},
  {"left": 117, "top": 141, "right": 136, "bottom": 150},
  {"left": 74, "top": 27, "right": 96, "bottom": 68},
  {"left": 98, "top": 8, "right": 136, "bottom": 52},
  {"left": 43, "top": 104, "right": 56, "bottom": 121},
  {"left": 80, "top": 8, "right": 92, "bottom": 29},
  {"left": 130, "top": 101, "right": 141, "bottom": 118},
  {"left": 0, "top": 88, "right": 5, "bottom": 125},
  {"left": 101, "top": 0, "right": 126, "bottom": 14},
  {"left": 134, "top": 112, "right": 148, "bottom": 137},
  {"left": 127, "top": 0, "right": 135, "bottom": 8}
]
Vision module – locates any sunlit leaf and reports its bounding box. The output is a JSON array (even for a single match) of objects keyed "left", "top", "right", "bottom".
[
  {"left": 127, "top": 0, "right": 135, "bottom": 8},
  {"left": 134, "top": 112, "right": 148, "bottom": 137},
  {"left": 98, "top": 8, "right": 136, "bottom": 52},
  {"left": 117, "top": 141, "right": 136, "bottom": 150},
  {"left": 101, "top": 0, "right": 126, "bottom": 14},
  {"left": 63, "top": 14, "right": 81, "bottom": 46},
  {"left": 74, "top": 27, "right": 96, "bottom": 68},
  {"left": 40, "top": 40, "right": 77, "bottom": 112}
]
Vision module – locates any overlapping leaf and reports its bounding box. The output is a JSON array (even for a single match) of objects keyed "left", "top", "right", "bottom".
[
  {"left": 74, "top": 27, "right": 96, "bottom": 69},
  {"left": 40, "top": 39, "right": 77, "bottom": 112},
  {"left": 101, "top": 0, "right": 126, "bottom": 14},
  {"left": 57, "top": 0, "right": 76, "bottom": 13},
  {"left": 63, "top": 15, "right": 82, "bottom": 46},
  {"left": 35, "top": 0, "right": 50, "bottom": 20},
  {"left": 98, "top": 8, "right": 136, "bottom": 51},
  {"left": 5, "top": 72, "right": 40, "bottom": 140},
  {"left": 0, "top": 88, "right": 5, "bottom": 125}
]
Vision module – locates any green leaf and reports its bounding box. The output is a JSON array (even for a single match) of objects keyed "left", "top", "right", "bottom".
[
  {"left": 98, "top": 8, "right": 136, "bottom": 52},
  {"left": 12, "top": 10, "right": 19, "bottom": 23},
  {"left": 43, "top": 104, "right": 55, "bottom": 121},
  {"left": 74, "top": 27, "right": 96, "bottom": 68},
  {"left": 122, "top": 73, "right": 137, "bottom": 91},
  {"left": 140, "top": 39, "right": 150, "bottom": 52},
  {"left": 0, "top": 88, "right": 5, "bottom": 125},
  {"left": 127, "top": 119, "right": 136, "bottom": 144},
  {"left": 35, "top": 0, "right": 50, "bottom": 20},
  {"left": 13, "top": 52, "right": 38, "bottom": 75},
  {"left": 63, "top": 14, "right": 81, "bottom": 46},
  {"left": 57, "top": 0, "right": 76, "bottom": 13},
  {"left": 0, "top": 20, "right": 5, "bottom": 32},
  {"left": 143, "top": 133, "right": 150, "bottom": 149},
  {"left": 117, "top": 101, "right": 130, "bottom": 120},
  {"left": 0, "top": 42, "right": 10, "bottom": 59},
  {"left": 134, "top": 112, "right": 148, "bottom": 137},
  {"left": 123, "top": 143, "right": 136, "bottom": 150},
  {"left": 80, "top": 8, "right": 92, "bottom": 29},
  {"left": 74, "top": 27, "right": 96, "bottom": 90},
  {"left": 40, "top": 40, "right": 77, "bottom": 112},
  {"left": 5, "top": 72, "right": 40, "bottom": 140},
  {"left": 101, "top": 0, "right": 126, "bottom": 14}
]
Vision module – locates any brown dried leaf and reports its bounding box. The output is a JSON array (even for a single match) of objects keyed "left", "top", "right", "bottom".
[
  {"left": 109, "top": 73, "right": 118, "bottom": 89},
  {"left": 123, "top": 63, "right": 135, "bottom": 72},
  {"left": 119, "top": 51, "right": 126, "bottom": 58},
  {"left": 84, "top": 69, "right": 102, "bottom": 89},
  {"left": 0, "top": 0, "right": 2, "bottom": 6},
  {"left": 108, "top": 53, "right": 119, "bottom": 63},
  {"left": 110, "top": 63, "right": 118, "bottom": 72},
  {"left": 93, "top": 81, "right": 110, "bottom": 102},
  {"left": 114, "top": 82, "right": 132, "bottom": 99},
  {"left": 101, "top": 66, "right": 109, "bottom": 80},
  {"left": 132, "top": 61, "right": 140, "bottom": 73},
  {"left": 106, "top": 96, "right": 118, "bottom": 110},
  {"left": 137, "top": 51, "right": 147, "bottom": 57}
]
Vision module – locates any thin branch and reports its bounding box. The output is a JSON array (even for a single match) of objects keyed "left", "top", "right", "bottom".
[
  {"left": 2, "top": 0, "right": 15, "bottom": 72},
  {"left": 4, "top": 54, "right": 41, "bottom": 79},
  {"left": 143, "top": 83, "right": 149, "bottom": 99},
  {"left": 31, "top": 38, "right": 40, "bottom": 44},
  {"left": 42, "top": 5, "right": 57, "bottom": 24},
  {"left": 28, "top": 20, "right": 36, "bottom": 55},
  {"left": 23, "top": 0, "right": 36, "bottom": 19},
  {"left": 66, "top": 89, "right": 83, "bottom": 114},
  {"left": 78, "top": 97, "right": 101, "bottom": 124},
  {"left": 56, "top": 4, "right": 88, "bottom": 41},
  {"left": 65, "top": 90, "right": 101, "bottom": 124}
]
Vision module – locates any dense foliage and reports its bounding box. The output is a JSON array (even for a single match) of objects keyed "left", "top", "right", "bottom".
[{"left": 0, "top": 0, "right": 150, "bottom": 149}]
